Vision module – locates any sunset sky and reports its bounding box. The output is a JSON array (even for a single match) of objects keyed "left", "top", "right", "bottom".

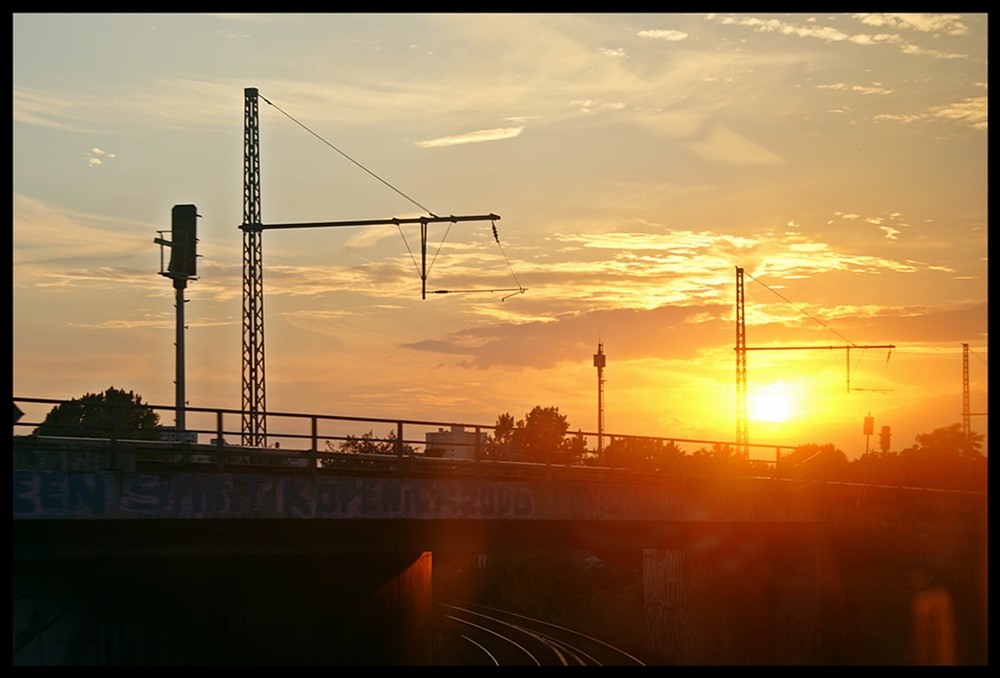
[{"left": 13, "top": 13, "right": 988, "bottom": 459}]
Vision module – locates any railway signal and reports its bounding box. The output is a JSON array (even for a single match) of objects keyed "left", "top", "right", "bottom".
[{"left": 154, "top": 204, "right": 200, "bottom": 438}]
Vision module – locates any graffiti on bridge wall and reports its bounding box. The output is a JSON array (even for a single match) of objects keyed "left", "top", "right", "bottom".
[{"left": 12, "top": 471, "right": 535, "bottom": 519}]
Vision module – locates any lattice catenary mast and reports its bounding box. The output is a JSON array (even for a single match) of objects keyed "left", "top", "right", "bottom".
[
  {"left": 962, "top": 342, "right": 988, "bottom": 439},
  {"left": 963, "top": 343, "right": 971, "bottom": 437},
  {"left": 242, "top": 88, "right": 266, "bottom": 447},
  {"left": 240, "top": 87, "right": 505, "bottom": 446},
  {"left": 734, "top": 266, "right": 895, "bottom": 457}
]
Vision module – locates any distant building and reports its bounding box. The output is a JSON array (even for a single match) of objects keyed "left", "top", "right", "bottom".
[
  {"left": 159, "top": 426, "right": 197, "bottom": 444},
  {"left": 425, "top": 425, "right": 486, "bottom": 460},
  {"left": 159, "top": 426, "right": 208, "bottom": 463}
]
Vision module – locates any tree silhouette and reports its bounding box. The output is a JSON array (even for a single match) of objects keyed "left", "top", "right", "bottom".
[
  {"left": 604, "top": 435, "right": 686, "bottom": 471},
  {"left": 782, "top": 443, "right": 849, "bottom": 481},
  {"left": 481, "top": 401, "right": 987, "bottom": 492},
  {"left": 522, "top": 406, "right": 572, "bottom": 463},
  {"left": 324, "top": 429, "right": 416, "bottom": 456},
  {"left": 35, "top": 387, "right": 161, "bottom": 440},
  {"left": 896, "top": 424, "right": 986, "bottom": 491},
  {"left": 908, "top": 423, "right": 984, "bottom": 458},
  {"left": 567, "top": 430, "right": 589, "bottom": 464},
  {"left": 844, "top": 423, "right": 985, "bottom": 491},
  {"left": 487, "top": 406, "right": 578, "bottom": 464},
  {"left": 486, "top": 412, "right": 518, "bottom": 460}
]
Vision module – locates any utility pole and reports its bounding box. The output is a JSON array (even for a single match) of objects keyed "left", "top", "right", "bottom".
[
  {"left": 594, "top": 341, "right": 606, "bottom": 456},
  {"left": 735, "top": 266, "right": 895, "bottom": 458},
  {"left": 240, "top": 87, "right": 502, "bottom": 446}
]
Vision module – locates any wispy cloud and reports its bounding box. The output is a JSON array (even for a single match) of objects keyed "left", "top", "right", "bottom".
[
  {"left": 415, "top": 127, "right": 523, "bottom": 148},
  {"left": 816, "top": 82, "right": 893, "bottom": 96},
  {"left": 637, "top": 29, "right": 689, "bottom": 42},
  {"left": 13, "top": 195, "right": 153, "bottom": 270},
  {"left": 711, "top": 13, "right": 973, "bottom": 59},
  {"left": 874, "top": 95, "right": 987, "bottom": 130},
  {"left": 67, "top": 315, "right": 231, "bottom": 330},
  {"left": 853, "top": 13, "right": 969, "bottom": 36},
  {"left": 87, "top": 147, "right": 117, "bottom": 166}
]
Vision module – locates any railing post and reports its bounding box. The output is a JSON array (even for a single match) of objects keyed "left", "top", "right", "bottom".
[
  {"left": 109, "top": 401, "right": 122, "bottom": 447},
  {"left": 311, "top": 416, "right": 318, "bottom": 453},
  {"left": 216, "top": 410, "right": 225, "bottom": 470},
  {"left": 396, "top": 421, "right": 403, "bottom": 459}
]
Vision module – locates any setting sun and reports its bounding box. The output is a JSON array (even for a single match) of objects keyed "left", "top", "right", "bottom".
[{"left": 749, "top": 383, "right": 794, "bottom": 423}]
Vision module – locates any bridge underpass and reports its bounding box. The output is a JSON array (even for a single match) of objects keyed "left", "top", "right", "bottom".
[{"left": 12, "top": 438, "right": 987, "bottom": 665}]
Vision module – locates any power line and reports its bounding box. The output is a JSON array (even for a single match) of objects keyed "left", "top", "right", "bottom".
[
  {"left": 492, "top": 221, "right": 525, "bottom": 294},
  {"left": 745, "top": 270, "right": 856, "bottom": 346},
  {"left": 260, "top": 93, "right": 526, "bottom": 297},
  {"left": 240, "top": 87, "right": 512, "bottom": 444},
  {"left": 743, "top": 270, "right": 895, "bottom": 390},
  {"left": 733, "top": 266, "right": 896, "bottom": 456},
  {"left": 260, "top": 94, "right": 437, "bottom": 217}
]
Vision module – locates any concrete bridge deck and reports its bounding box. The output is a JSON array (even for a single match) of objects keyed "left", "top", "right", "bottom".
[{"left": 13, "top": 435, "right": 988, "bottom": 665}]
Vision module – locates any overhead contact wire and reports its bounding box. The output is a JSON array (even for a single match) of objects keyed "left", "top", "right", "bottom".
[
  {"left": 747, "top": 271, "right": 855, "bottom": 346},
  {"left": 260, "top": 95, "right": 436, "bottom": 216},
  {"left": 493, "top": 219, "right": 526, "bottom": 297},
  {"left": 261, "top": 93, "right": 526, "bottom": 296}
]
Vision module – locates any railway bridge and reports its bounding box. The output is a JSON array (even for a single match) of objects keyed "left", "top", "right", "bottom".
[{"left": 12, "top": 433, "right": 987, "bottom": 665}]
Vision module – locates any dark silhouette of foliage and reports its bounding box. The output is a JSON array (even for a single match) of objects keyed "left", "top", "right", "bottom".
[
  {"left": 522, "top": 405, "right": 573, "bottom": 463},
  {"left": 895, "top": 424, "right": 986, "bottom": 491},
  {"left": 688, "top": 442, "right": 749, "bottom": 477},
  {"left": 781, "top": 443, "right": 850, "bottom": 481},
  {"left": 566, "top": 430, "right": 589, "bottom": 464},
  {"left": 486, "top": 412, "right": 517, "bottom": 460},
  {"left": 846, "top": 448, "right": 898, "bottom": 486},
  {"left": 844, "top": 423, "right": 985, "bottom": 491},
  {"left": 479, "top": 400, "right": 985, "bottom": 492},
  {"left": 324, "top": 429, "right": 416, "bottom": 456},
  {"left": 34, "top": 387, "right": 160, "bottom": 440},
  {"left": 908, "top": 422, "right": 984, "bottom": 458},
  {"left": 486, "top": 406, "right": 579, "bottom": 464},
  {"left": 604, "top": 435, "right": 686, "bottom": 471}
]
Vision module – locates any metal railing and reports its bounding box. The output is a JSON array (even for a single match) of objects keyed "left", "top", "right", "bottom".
[{"left": 12, "top": 396, "right": 798, "bottom": 476}]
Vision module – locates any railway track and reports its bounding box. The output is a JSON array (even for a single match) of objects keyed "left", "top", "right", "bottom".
[{"left": 433, "top": 600, "right": 648, "bottom": 666}]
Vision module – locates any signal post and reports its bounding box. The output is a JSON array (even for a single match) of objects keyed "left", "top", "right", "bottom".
[{"left": 155, "top": 204, "right": 198, "bottom": 436}]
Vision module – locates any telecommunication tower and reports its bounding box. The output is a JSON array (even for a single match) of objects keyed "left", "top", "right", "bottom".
[{"left": 594, "top": 341, "right": 606, "bottom": 455}]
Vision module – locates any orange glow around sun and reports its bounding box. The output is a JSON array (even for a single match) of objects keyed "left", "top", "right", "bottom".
[{"left": 749, "top": 382, "right": 794, "bottom": 423}]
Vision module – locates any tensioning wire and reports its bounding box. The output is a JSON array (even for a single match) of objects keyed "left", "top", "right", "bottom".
[
  {"left": 746, "top": 269, "right": 893, "bottom": 391},
  {"left": 745, "top": 270, "right": 856, "bottom": 346},
  {"left": 259, "top": 93, "right": 525, "bottom": 295},
  {"left": 260, "top": 94, "right": 436, "bottom": 216}
]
